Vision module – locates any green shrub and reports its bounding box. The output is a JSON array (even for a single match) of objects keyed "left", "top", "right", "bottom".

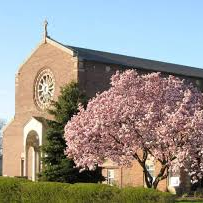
[
  {"left": 0, "top": 177, "right": 175, "bottom": 203},
  {"left": 67, "top": 183, "right": 120, "bottom": 203},
  {"left": 117, "top": 187, "right": 175, "bottom": 203},
  {"left": 0, "top": 177, "right": 29, "bottom": 203},
  {"left": 21, "top": 182, "right": 71, "bottom": 203},
  {"left": 194, "top": 188, "right": 203, "bottom": 198}
]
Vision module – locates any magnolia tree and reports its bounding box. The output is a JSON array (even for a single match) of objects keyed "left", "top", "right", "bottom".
[{"left": 64, "top": 70, "right": 203, "bottom": 189}]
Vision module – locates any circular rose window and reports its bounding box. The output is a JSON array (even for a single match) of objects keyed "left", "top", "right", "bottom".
[{"left": 34, "top": 69, "right": 55, "bottom": 109}]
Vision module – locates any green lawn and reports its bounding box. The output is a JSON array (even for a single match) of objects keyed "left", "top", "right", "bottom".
[
  {"left": 176, "top": 202, "right": 203, "bottom": 203},
  {"left": 176, "top": 200, "right": 203, "bottom": 203}
]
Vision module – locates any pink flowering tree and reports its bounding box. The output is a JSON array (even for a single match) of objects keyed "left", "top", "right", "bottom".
[{"left": 64, "top": 70, "right": 203, "bottom": 189}]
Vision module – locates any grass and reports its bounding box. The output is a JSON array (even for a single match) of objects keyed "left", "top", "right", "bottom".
[
  {"left": 176, "top": 202, "right": 203, "bottom": 203},
  {"left": 176, "top": 199, "right": 203, "bottom": 203}
]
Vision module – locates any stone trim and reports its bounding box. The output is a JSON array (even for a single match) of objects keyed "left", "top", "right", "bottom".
[{"left": 16, "top": 37, "right": 76, "bottom": 75}]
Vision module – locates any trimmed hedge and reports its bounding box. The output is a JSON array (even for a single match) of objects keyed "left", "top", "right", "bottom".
[
  {"left": 0, "top": 177, "right": 175, "bottom": 203},
  {"left": 119, "top": 187, "right": 174, "bottom": 203}
]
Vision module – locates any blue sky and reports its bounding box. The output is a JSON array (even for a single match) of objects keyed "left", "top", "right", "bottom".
[{"left": 0, "top": 0, "right": 203, "bottom": 121}]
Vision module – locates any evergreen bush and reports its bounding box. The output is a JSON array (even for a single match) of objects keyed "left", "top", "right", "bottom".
[{"left": 39, "top": 82, "right": 104, "bottom": 183}]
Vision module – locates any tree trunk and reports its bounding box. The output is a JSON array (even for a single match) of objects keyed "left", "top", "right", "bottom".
[
  {"left": 143, "top": 167, "right": 153, "bottom": 188},
  {"left": 152, "top": 164, "right": 168, "bottom": 189},
  {"left": 133, "top": 151, "right": 169, "bottom": 189}
]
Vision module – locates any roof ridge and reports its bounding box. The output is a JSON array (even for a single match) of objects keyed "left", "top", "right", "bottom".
[{"left": 46, "top": 38, "right": 203, "bottom": 79}]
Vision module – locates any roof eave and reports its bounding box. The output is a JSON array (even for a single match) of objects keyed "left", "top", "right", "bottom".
[{"left": 46, "top": 37, "right": 76, "bottom": 56}]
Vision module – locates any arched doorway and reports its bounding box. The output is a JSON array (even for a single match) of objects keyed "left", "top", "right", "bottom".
[
  {"left": 25, "top": 130, "right": 40, "bottom": 181},
  {"left": 23, "top": 117, "right": 44, "bottom": 181}
]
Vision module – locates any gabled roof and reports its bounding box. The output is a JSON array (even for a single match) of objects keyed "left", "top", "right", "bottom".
[
  {"left": 19, "top": 37, "right": 203, "bottom": 79},
  {"left": 65, "top": 44, "right": 203, "bottom": 79}
]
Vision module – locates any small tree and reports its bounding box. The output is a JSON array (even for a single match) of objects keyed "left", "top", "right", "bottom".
[
  {"left": 64, "top": 70, "right": 203, "bottom": 189},
  {"left": 0, "top": 119, "right": 5, "bottom": 130},
  {"left": 40, "top": 82, "right": 104, "bottom": 183}
]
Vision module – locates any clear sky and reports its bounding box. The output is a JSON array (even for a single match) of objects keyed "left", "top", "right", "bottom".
[{"left": 0, "top": 0, "right": 203, "bottom": 121}]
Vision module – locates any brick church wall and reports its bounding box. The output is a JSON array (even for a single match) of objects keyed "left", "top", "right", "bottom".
[{"left": 3, "top": 43, "right": 77, "bottom": 176}]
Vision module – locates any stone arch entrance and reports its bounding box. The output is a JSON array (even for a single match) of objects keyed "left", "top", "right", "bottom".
[
  {"left": 25, "top": 130, "right": 40, "bottom": 181},
  {"left": 23, "top": 117, "right": 44, "bottom": 181}
]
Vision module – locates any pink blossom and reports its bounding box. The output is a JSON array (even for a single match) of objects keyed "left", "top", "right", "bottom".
[{"left": 64, "top": 70, "right": 203, "bottom": 188}]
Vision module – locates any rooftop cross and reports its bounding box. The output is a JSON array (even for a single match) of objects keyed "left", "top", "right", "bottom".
[{"left": 43, "top": 20, "right": 48, "bottom": 43}]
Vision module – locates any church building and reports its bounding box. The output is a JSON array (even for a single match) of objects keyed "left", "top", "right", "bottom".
[{"left": 3, "top": 22, "right": 203, "bottom": 192}]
